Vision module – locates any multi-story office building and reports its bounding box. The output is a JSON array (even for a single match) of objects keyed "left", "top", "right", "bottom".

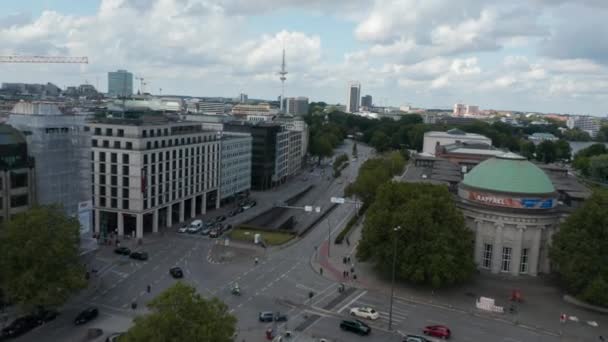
[
  {"left": 220, "top": 133, "right": 252, "bottom": 202},
  {"left": 0, "top": 124, "right": 36, "bottom": 222},
  {"left": 108, "top": 70, "right": 133, "bottom": 98},
  {"left": 361, "top": 95, "right": 373, "bottom": 109},
  {"left": 198, "top": 102, "right": 226, "bottom": 115},
  {"left": 7, "top": 102, "right": 92, "bottom": 219},
  {"left": 89, "top": 115, "right": 221, "bottom": 239},
  {"left": 225, "top": 121, "right": 287, "bottom": 190},
  {"left": 567, "top": 115, "right": 600, "bottom": 137},
  {"left": 239, "top": 93, "right": 248, "bottom": 103},
  {"left": 346, "top": 82, "right": 361, "bottom": 113},
  {"left": 284, "top": 97, "right": 309, "bottom": 116},
  {"left": 276, "top": 117, "right": 309, "bottom": 168},
  {"left": 287, "top": 130, "right": 303, "bottom": 176}
]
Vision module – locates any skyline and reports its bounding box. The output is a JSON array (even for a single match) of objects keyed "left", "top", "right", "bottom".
[{"left": 0, "top": 0, "right": 606, "bottom": 115}]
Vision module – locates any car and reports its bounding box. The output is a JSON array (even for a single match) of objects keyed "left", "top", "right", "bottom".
[
  {"left": 274, "top": 312, "right": 288, "bottom": 322},
  {"left": 177, "top": 225, "right": 189, "bottom": 233},
  {"left": 114, "top": 247, "right": 131, "bottom": 255},
  {"left": 339, "top": 319, "right": 371, "bottom": 336},
  {"left": 215, "top": 215, "right": 226, "bottom": 223},
  {"left": 35, "top": 308, "right": 59, "bottom": 323},
  {"left": 258, "top": 311, "right": 274, "bottom": 322},
  {"left": 403, "top": 335, "right": 429, "bottom": 342},
  {"left": 209, "top": 229, "right": 220, "bottom": 238},
  {"left": 200, "top": 227, "right": 211, "bottom": 235},
  {"left": 129, "top": 251, "right": 148, "bottom": 261},
  {"left": 423, "top": 325, "right": 451, "bottom": 339},
  {"left": 190, "top": 219, "right": 204, "bottom": 229},
  {"left": 228, "top": 207, "right": 243, "bottom": 216},
  {"left": 105, "top": 333, "right": 125, "bottom": 342},
  {"left": 74, "top": 307, "right": 98, "bottom": 325},
  {"left": 169, "top": 267, "right": 183, "bottom": 278},
  {"left": 349, "top": 307, "right": 379, "bottom": 320},
  {"left": 187, "top": 226, "right": 201, "bottom": 234},
  {"left": 1, "top": 315, "right": 40, "bottom": 338}
]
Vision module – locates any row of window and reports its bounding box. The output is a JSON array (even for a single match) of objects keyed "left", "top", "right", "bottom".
[
  {"left": 143, "top": 147, "right": 218, "bottom": 164},
  {"left": 92, "top": 136, "right": 219, "bottom": 151},
  {"left": 0, "top": 172, "right": 29, "bottom": 191},
  {"left": 482, "top": 244, "right": 529, "bottom": 273},
  {"left": 97, "top": 186, "right": 211, "bottom": 211},
  {"left": 0, "top": 194, "right": 29, "bottom": 208}
]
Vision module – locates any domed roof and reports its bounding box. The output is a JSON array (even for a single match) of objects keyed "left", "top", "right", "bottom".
[
  {"left": 0, "top": 124, "right": 26, "bottom": 146},
  {"left": 462, "top": 152, "right": 555, "bottom": 195}
]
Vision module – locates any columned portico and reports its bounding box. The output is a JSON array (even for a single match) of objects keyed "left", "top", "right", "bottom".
[
  {"left": 153, "top": 209, "right": 159, "bottom": 233},
  {"left": 474, "top": 219, "right": 484, "bottom": 266},
  {"left": 117, "top": 212, "right": 124, "bottom": 237},
  {"left": 529, "top": 227, "right": 542, "bottom": 276},
  {"left": 135, "top": 213, "right": 143, "bottom": 239},
  {"left": 179, "top": 200, "right": 185, "bottom": 223},
  {"left": 511, "top": 226, "right": 525, "bottom": 276},
  {"left": 491, "top": 223, "right": 504, "bottom": 274}
]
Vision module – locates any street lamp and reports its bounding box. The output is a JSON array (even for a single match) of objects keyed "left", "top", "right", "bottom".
[{"left": 388, "top": 225, "right": 401, "bottom": 331}]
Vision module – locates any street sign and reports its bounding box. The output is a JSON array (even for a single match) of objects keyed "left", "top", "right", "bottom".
[
  {"left": 331, "top": 197, "right": 345, "bottom": 204},
  {"left": 305, "top": 205, "right": 313, "bottom": 212}
]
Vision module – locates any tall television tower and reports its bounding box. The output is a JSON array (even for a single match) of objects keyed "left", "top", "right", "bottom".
[{"left": 278, "top": 48, "right": 288, "bottom": 113}]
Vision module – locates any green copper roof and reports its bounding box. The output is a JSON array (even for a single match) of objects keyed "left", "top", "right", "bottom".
[{"left": 462, "top": 153, "right": 555, "bottom": 194}]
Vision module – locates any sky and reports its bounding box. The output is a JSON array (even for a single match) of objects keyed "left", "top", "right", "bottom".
[{"left": 0, "top": 0, "right": 607, "bottom": 115}]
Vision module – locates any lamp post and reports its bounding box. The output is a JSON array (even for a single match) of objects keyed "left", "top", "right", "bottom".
[{"left": 388, "top": 226, "right": 401, "bottom": 331}]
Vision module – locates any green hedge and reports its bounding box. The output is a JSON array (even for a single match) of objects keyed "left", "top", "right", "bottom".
[{"left": 334, "top": 203, "right": 368, "bottom": 244}]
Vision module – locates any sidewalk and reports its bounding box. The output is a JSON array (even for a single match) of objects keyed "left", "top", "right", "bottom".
[{"left": 312, "top": 222, "right": 606, "bottom": 340}]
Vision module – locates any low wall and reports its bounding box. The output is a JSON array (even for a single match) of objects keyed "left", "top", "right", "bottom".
[
  {"left": 563, "top": 295, "right": 608, "bottom": 314},
  {"left": 298, "top": 203, "right": 339, "bottom": 237}
]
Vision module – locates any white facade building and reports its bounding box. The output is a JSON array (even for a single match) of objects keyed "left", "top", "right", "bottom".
[
  {"left": 453, "top": 103, "right": 466, "bottom": 116},
  {"left": 346, "top": 82, "right": 361, "bottom": 113},
  {"left": 423, "top": 129, "right": 492, "bottom": 156},
  {"left": 219, "top": 133, "right": 252, "bottom": 201},
  {"left": 566, "top": 115, "right": 600, "bottom": 137},
  {"left": 89, "top": 117, "right": 221, "bottom": 239}
]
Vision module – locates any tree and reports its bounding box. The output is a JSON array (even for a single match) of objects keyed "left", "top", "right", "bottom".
[
  {"left": 550, "top": 190, "right": 608, "bottom": 307},
  {"left": 0, "top": 205, "right": 86, "bottom": 310},
  {"left": 309, "top": 134, "right": 333, "bottom": 164},
  {"left": 352, "top": 142, "right": 358, "bottom": 157},
  {"left": 563, "top": 128, "right": 592, "bottom": 142},
  {"left": 345, "top": 154, "right": 405, "bottom": 205},
  {"left": 555, "top": 139, "right": 572, "bottom": 161},
  {"left": 520, "top": 141, "right": 536, "bottom": 160},
  {"left": 589, "top": 154, "right": 608, "bottom": 182},
  {"left": 121, "top": 282, "right": 236, "bottom": 342},
  {"left": 535, "top": 140, "right": 557, "bottom": 163},
  {"left": 369, "top": 131, "right": 389, "bottom": 152},
  {"left": 572, "top": 143, "right": 608, "bottom": 175},
  {"left": 357, "top": 182, "right": 475, "bottom": 288}
]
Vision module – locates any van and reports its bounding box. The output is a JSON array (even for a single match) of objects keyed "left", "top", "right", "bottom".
[{"left": 190, "top": 220, "right": 203, "bottom": 229}]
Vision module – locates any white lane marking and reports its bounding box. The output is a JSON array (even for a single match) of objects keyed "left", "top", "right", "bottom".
[
  {"left": 337, "top": 290, "right": 368, "bottom": 314},
  {"left": 296, "top": 283, "right": 318, "bottom": 292}
]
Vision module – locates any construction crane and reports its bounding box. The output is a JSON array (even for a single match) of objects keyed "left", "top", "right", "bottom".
[{"left": 0, "top": 55, "right": 88, "bottom": 64}]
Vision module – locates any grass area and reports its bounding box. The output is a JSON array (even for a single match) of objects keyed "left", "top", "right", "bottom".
[{"left": 229, "top": 227, "right": 295, "bottom": 246}]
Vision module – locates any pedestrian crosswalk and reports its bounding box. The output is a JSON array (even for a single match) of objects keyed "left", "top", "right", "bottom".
[{"left": 336, "top": 293, "right": 416, "bottom": 329}]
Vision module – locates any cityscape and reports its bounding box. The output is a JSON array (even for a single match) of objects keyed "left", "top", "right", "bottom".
[{"left": 0, "top": 1, "right": 608, "bottom": 342}]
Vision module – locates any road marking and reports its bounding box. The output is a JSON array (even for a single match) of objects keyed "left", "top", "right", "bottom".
[
  {"left": 296, "top": 283, "right": 317, "bottom": 292},
  {"left": 337, "top": 290, "right": 368, "bottom": 314}
]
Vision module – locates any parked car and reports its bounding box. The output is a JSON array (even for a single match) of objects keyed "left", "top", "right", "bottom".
[
  {"left": 177, "top": 225, "right": 189, "bottom": 233},
  {"left": 258, "top": 311, "right": 274, "bottom": 322},
  {"left": 129, "top": 251, "right": 148, "bottom": 261},
  {"left": 105, "top": 333, "right": 125, "bottom": 342},
  {"left": 339, "top": 319, "right": 371, "bottom": 336},
  {"left": 403, "top": 335, "right": 429, "bottom": 342},
  {"left": 114, "top": 247, "right": 131, "bottom": 255},
  {"left": 229, "top": 207, "right": 243, "bottom": 216},
  {"left": 1, "top": 315, "right": 40, "bottom": 338},
  {"left": 349, "top": 307, "right": 379, "bottom": 320},
  {"left": 190, "top": 219, "right": 203, "bottom": 229},
  {"left": 35, "top": 308, "right": 59, "bottom": 323},
  {"left": 423, "top": 325, "right": 451, "bottom": 339},
  {"left": 74, "top": 307, "right": 98, "bottom": 325},
  {"left": 169, "top": 267, "right": 183, "bottom": 278},
  {"left": 200, "top": 227, "right": 211, "bottom": 235},
  {"left": 215, "top": 215, "right": 226, "bottom": 223},
  {"left": 187, "top": 226, "right": 201, "bottom": 234},
  {"left": 274, "top": 312, "right": 288, "bottom": 322},
  {"left": 209, "top": 229, "right": 220, "bottom": 238}
]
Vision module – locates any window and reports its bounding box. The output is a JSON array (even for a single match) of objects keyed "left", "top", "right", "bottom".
[
  {"left": 123, "top": 200, "right": 129, "bottom": 210},
  {"left": 123, "top": 177, "right": 129, "bottom": 187},
  {"left": 99, "top": 175, "right": 106, "bottom": 185},
  {"left": 482, "top": 244, "right": 492, "bottom": 269},
  {"left": 144, "top": 155, "right": 148, "bottom": 165},
  {"left": 111, "top": 153, "right": 117, "bottom": 163},
  {"left": 146, "top": 142, "right": 151, "bottom": 150},
  {"left": 122, "top": 166, "right": 129, "bottom": 175},
  {"left": 92, "top": 139, "right": 98, "bottom": 147},
  {"left": 123, "top": 154, "right": 129, "bottom": 164},
  {"left": 111, "top": 187, "right": 117, "bottom": 197},
  {"left": 126, "top": 142, "right": 133, "bottom": 150},
  {"left": 10, "top": 172, "right": 28, "bottom": 188},
  {"left": 151, "top": 153, "right": 156, "bottom": 163},
  {"left": 106, "top": 128, "right": 113, "bottom": 136},
  {"left": 99, "top": 186, "right": 106, "bottom": 196},
  {"left": 113, "top": 141, "right": 120, "bottom": 149},
  {"left": 501, "top": 247, "right": 512, "bottom": 272},
  {"left": 520, "top": 248, "right": 529, "bottom": 274},
  {"left": 111, "top": 198, "right": 117, "bottom": 208},
  {"left": 142, "top": 130, "right": 147, "bottom": 138},
  {"left": 117, "top": 129, "right": 124, "bottom": 137},
  {"left": 99, "top": 152, "right": 106, "bottom": 162},
  {"left": 10, "top": 194, "right": 28, "bottom": 207},
  {"left": 123, "top": 189, "right": 129, "bottom": 198},
  {"left": 103, "top": 140, "right": 109, "bottom": 147},
  {"left": 99, "top": 197, "right": 106, "bottom": 207},
  {"left": 111, "top": 165, "right": 117, "bottom": 174},
  {"left": 111, "top": 176, "right": 117, "bottom": 186},
  {"left": 94, "top": 127, "right": 101, "bottom": 135}
]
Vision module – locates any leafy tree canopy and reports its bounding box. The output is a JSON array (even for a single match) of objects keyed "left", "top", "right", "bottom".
[
  {"left": 345, "top": 153, "right": 405, "bottom": 205},
  {"left": 550, "top": 189, "right": 608, "bottom": 307},
  {"left": 357, "top": 182, "right": 475, "bottom": 288},
  {"left": 121, "top": 282, "right": 237, "bottom": 342},
  {"left": 0, "top": 205, "right": 86, "bottom": 310}
]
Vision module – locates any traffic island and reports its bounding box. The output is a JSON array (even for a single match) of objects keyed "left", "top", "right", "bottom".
[{"left": 229, "top": 225, "right": 296, "bottom": 246}]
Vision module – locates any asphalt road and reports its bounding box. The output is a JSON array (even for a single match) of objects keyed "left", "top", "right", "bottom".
[{"left": 10, "top": 141, "right": 576, "bottom": 342}]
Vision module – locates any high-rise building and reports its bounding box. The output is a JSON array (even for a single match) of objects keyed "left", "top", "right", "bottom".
[
  {"left": 219, "top": 132, "right": 252, "bottom": 201},
  {"left": 453, "top": 103, "right": 466, "bottom": 116},
  {"left": 89, "top": 115, "right": 221, "bottom": 239},
  {"left": 567, "top": 115, "right": 600, "bottom": 137},
  {"left": 284, "top": 97, "right": 309, "bottom": 116},
  {"left": 466, "top": 105, "right": 479, "bottom": 116},
  {"left": 361, "top": 95, "right": 373, "bottom": 109},
  {"left": 346, "top": 82, "right": 361, "bottom": 113},
  {"left": 239, "top": 93, "right": 248, "bottom": 103},
  {"left": 108, "top": 70, "right": 133, "bottom": 98}
]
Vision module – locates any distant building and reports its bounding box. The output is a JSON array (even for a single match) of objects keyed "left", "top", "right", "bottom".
[
  {"left": 0, "top": 82, "right": 61, "bottom": 97},
  {"left": 198, "top": 102, "right": 225, "bottom": 115},
  {"left": 108, "top": 70, "right": 133, "bottom": 98},
  {"left": 567, "top": 115, "right": 600, "bottom": 137},
  {"left": 89, "top": 115, "right": 221, "bottom": 239},
  {"left": 346, "top": 82, "right": 361, "bottom": 113},
  {"left": 529, "top": 133, "right": 558, "bottom": 144},
  {"left": 361, "top": 95, "right": 373, "bottom": 108},
  {"left": 232, "top": 103, "right": 278, "bottom": 122},
  {"left": 453, "top": 103, "right": 466, "bottom": 116},
  {"left": 284, "top": 97, "right": 309, "bottom": 116},
  {"left": 423, "top": 129, "right": 492, "bottom": 155},
  {"left": 219, "top": 132, "right": 252, "bottom": 202},
  {"left": 0, "top": 124, "right": 36, "bottom": 222},
  {"left": 239, "top": 93, "right": 248, "bottom": 103},
  {"left": 466, "top": 105, "right": 479, "bottom": 116}
]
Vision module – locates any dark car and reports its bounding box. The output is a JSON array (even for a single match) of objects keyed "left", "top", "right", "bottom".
[
  {"left": 228, "top": 207, "right": 243, "bottom": 217},
  {"left": 35, "top": 308, "right": 59, "bottom": 323},
  {"left": 258, "top": 311, "right": 274, "bottom": 322},
  {"left": 169, "top": 267, "right": 183, "bottom": 278},
  {"left": 274, "top": 312, "right": 288, "bottom": 322},
  {"left": 114, "top": 247, "right": 131, "bottom": 255},
  {"left": 215, "top": 215, "right": 226, "bottom": 223},
  {"left": 209, "top": 229, "right": 220, "bottom": 238},
  {"left": 1, "top": 315, "right": 40, "bottom": 338},
  {"left": 74, "top": 307, "right": 98, "bottom": 325},
  {"left": 403, "top": 335, "right": 429, "bottom": 342},
  {"left": 339, "top": 319, "right": 371, "bottom": 336},
  {"left": 105, "top": 333, "right": 124, "bottom": 342},
  {"left": 129, "top": 251, "right": 148, "bottom": 261}
]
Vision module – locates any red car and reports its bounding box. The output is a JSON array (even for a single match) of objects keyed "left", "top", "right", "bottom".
[{"left": 423, "top": 325, "right": 451, "bottom": 339}]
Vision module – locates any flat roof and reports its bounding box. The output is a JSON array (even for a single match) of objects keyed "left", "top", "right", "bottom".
[{"left": 424, "top": 130, "right": 490, "bottom": 139}]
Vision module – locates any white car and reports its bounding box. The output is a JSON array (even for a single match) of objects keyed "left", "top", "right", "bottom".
[
  {"left": 349, "top": 307, "right": 379, "bottom": 320},
  {"left": 177, "top": 225, "right": 189, "bottom": 233}
]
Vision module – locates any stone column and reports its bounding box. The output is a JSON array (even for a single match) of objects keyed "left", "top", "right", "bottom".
[
  {"left": 491, "top": 222, "right": 504, "bottom": 274},
  {"left": 166, "top": 205, "right": 173, "bottom": 227},
  {"left": 135, "top": 213, "right": 143, "bottom": 239},
  {"left": 511, "top": 225, "right": 525, "bottom": 276},
  {"left": 190, "top": 198, "right": 196, "bottom": 218},
  {"left": 474, "top": 220, "right": 484, "bottom": 267},
  {"left": 117, "top": 212, "right": 124, "bottom": 237},
  {"left": 529, "top": 227, "right": 542, "bottom": 276},
  {"left": 216, "top": 191, "right": 220, "bottom": 209},
  {"left": 153, "top": 209, "right": 159, "bottom": 233},
  {"left": 94, "top": 209, "right": 100, "bottom": 234},
  {"left": 179, "top": 200, "right": 185, "bottom": 223},
  {"left": 201, "top": 193, "right": 207, "bottom": 215}
]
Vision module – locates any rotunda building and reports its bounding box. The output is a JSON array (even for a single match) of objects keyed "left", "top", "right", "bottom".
[{"left": 457, "top": 152, "right": 562, "bottom": 276}]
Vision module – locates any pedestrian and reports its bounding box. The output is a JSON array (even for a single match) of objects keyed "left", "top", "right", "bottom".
[
  {"left": 147, "top": 285, "right": 151, "bottom": 293},
  {"left": 320, "top": 267, "right": 323, "bottom": 275},
  {"left": 347, "top": 256, "right": 351, "bottom": 263},
  {"left": 346, "top": 271, "right": 349, "bottom": 278},
  {"left": 350, "top": 267, "right": 355, "bottom": 273},
  {"left": 346, "top": 238, "right": 350, "bottom": 246},
  {"left": 343, "top": 257, "right": 347, "bottom": 264},
  {"left": 353, "top": 274, "right": 357, "bottom": 280}
]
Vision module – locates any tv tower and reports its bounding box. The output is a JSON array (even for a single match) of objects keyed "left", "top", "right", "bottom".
[{"left": 278, "top": 48, "right": 288, "bottom": 113}]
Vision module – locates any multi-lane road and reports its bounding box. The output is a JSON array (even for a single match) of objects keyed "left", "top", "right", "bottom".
[{"left": 11, "top": 141, "right": 579, "bottom": 341}]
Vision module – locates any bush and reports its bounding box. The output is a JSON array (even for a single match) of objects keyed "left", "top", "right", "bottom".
[{"left": 335, "top": 204, "right": 368, "bottom": 244}]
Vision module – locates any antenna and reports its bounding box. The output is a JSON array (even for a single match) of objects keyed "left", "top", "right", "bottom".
[{"left": 278, "top": 48, "right": 288, "bottom": 113}]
